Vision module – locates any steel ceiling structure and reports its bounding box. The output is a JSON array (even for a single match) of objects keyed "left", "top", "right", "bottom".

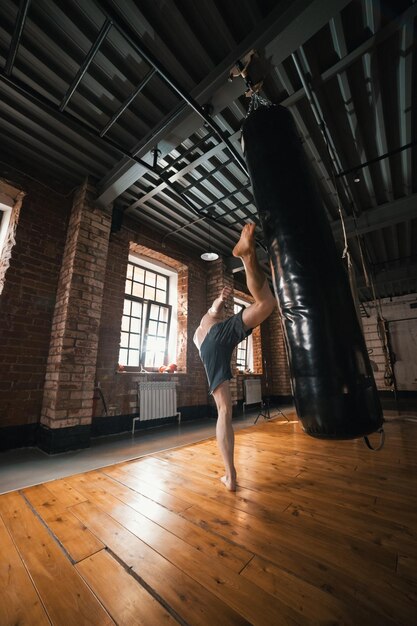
[{"left": 0, "top": 0, "right": 416, "bottom": 302}]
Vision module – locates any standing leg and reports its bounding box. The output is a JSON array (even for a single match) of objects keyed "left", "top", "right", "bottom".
[
  {"left": 212, "top": 381, "right": 236, "bottom": 491},
  {"left": 233, "top": 223, "right": 276, "bottom": 329}
]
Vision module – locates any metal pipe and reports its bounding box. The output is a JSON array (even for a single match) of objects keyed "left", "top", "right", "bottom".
[
  {"left": 100, "top": 68, "right": 155, "bottom": 137},
  {"left": 291, "top": 50, "right": 355, "bottom": 213},
  {"left": 0, "top": 71, "right": 204, "bottom": 219},
  {"left": 60, "top": 18, "right": 113, "bottom": 111},
  {"left": 96, "top": 0, "right": 249, "bottom": 177},
  {"left": 5, "top": 0, "right": 31, "bottom": 76},
  {"left": 336, "top": 139, "right": 417, "bottom": 178},
  {"left": 161, "top": 215, "right": 206, "bottom": 244}
]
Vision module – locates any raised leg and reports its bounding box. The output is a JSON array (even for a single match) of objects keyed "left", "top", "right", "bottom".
[
  {"left": 212, "top": 381, "right": 236, "bottom": 491},
  {"left": 233, "top": 223, "right": 276, "bottom": 329}
]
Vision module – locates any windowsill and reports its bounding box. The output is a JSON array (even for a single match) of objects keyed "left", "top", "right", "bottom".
[
  {"left": 236, "top": 372, "right": 262, "bottom": 377},
  {"left": 116, "top": 369, "right": 186, "bottom": 375}
]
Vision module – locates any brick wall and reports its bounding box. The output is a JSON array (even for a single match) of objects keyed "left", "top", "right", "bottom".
[
  {"left": 0, "top": 166, "right": 292, "bottom": 450},
  {"left": 93, "top": 215, "right": 211, "bottom": 426},
  {"left": 262, "top": 307, "right": 292, "bottom": 397},
  {"left": 0, "top": 172, "right": 71, "bottom": 436},
  {"left": 40, "top": 180, "right": 112, "bottom": 439}
]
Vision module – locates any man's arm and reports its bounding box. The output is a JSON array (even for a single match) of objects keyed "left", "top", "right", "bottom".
[{"left": 209, "top": 286, "right": 232, "bottom": 317}]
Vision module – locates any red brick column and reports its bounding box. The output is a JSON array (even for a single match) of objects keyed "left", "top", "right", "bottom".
[
  {"left": 262, "top": 307, "right": 292, "bottom": 397},
  {"left": 39, "top": 180, "right": 112, "bottom": 452}
]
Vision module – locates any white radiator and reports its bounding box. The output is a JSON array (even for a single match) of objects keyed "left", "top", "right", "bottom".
[
  {"left": 243, "top": 379, "right": 263, "bottom": 412},
  {"left": 132, "top": 382, "right": 181, "bottom": 433}
]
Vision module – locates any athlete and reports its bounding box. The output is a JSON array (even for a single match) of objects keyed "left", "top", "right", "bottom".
[{"left": 194, "top": 223, "right": 276, "bottom": 490}]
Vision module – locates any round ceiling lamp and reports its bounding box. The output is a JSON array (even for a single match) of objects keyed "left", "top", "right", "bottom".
[{"left": 201, "top": 251, "right": 219, "bottom": 261}]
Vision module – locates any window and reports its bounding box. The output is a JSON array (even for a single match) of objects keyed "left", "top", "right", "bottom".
[
  {"left": 0, "top": 185, "right": 25, "bottom": 296},
  {"left": 234, "top": 299, "right": 254, "bottom": 372},
  {"left": 119, "top": 257, "right": 177, "bottom": 368}
]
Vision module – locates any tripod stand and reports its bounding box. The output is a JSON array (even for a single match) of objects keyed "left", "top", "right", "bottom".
[{"left": 254, "top": 357, "right": 290, "bottom": 424}]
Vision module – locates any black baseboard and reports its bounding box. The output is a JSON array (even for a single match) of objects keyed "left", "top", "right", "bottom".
[
  {"left": 379, "top": 390, "right": 417, "bottom": 411},
  {"left": 91, "top": 413, "right": 138, "bottom": 437},
  {"left": 37, "top": 423, "right": 91, "bottom": 454},
  {"left": 91, "top": 405, "right": 212, "bottom": 438},
  {"left": 269, "top": 395, "right": 294, "bottom": 406},
  {"left": 0, "top": 422, "right": 38, "bottom": 452},
  {"left": 180, "top": 405, "right": 212, "bottom": 421}
]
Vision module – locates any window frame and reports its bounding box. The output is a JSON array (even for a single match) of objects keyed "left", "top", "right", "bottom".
[
  {"left": 234, "top": 300, "right": 253, "bottom": 372},
  {"left": 119, "top": 259, "right": 173, "bottom": 370}
]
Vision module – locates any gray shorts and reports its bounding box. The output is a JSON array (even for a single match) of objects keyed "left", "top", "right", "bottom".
[{"left": 199, "top": 310, "right": 252, "bottom": 393}]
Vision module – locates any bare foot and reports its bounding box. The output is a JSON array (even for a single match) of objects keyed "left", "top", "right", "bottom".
[
  {"left": 233, "top": 222, "right": 256, "bottom": 258},
  {"left": 221, "top": 475, "right": 237, "bottom": 491}
]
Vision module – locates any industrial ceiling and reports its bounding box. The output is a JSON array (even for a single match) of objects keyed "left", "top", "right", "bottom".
[{"left": 0, "top": 0, "right": 416, "bottom": 303}]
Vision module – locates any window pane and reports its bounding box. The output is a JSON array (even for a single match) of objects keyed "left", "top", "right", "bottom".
[
  {"left": 128, "top": 350, "right": 140, "bottom": 366},
  {"left": 134, "top": 266, "right": 145, "bottom": 283},
  {"left": 120, "top": 332, "right": 129, "bottom": 347},
  {"left": 130, "top": 317, "right": 141, "bottom": 333},
  {"left": 121, "top": 316, "right": 130, "bottom": 332},
  {"left": 119, "top": 348, "right": 128, "bottom": 365},
  {"left": 126, "top": 264, "right": 134, "bottom": 279},
  {"left": 156, "top": 337, "right": 166, "bottom": 353},
  {"left": 144, "top": 285, "right": 155, "bottom": 300},
  {"left": 156, "top": 274, "right": 166, "bottom": 289},
  {"left": 131, "top": 301, "right": 142, "bottom": 318},
  {"left": 156, "top": 288, "right": 166, "bottom": 304},
  {"left": 157, "top": 322, "right": 167, "bottom": 338},
  {"left": 129, "top": 334, "right": 140, "bottom": 349},
  {"left": 125, "top": 279, "right": 132, "bottom": 295},
  {"left": 158, "top": 307, "right": 169, "bottom": 322},
  {"left": 123, "top": 300, "right": 131, "bottom": 315},
  {"left": 148, "top": 320, "right": 158, "bottom": 335},
  {"left": 144, "top": 271, "right": 156, "bottom": 286},
  {"left": 132, "top": 282, "right": 144, "bottom": 298},
  {"left": 150, "top": 303, "right": 160, "bottom": 318}
]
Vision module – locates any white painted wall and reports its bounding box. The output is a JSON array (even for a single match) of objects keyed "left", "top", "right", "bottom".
[{"left": 362, "top": 294, "right": 417, "bottom": 391}]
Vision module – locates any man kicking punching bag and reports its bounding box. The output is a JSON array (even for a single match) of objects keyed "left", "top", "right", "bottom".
[{"left": 242, "top": 104, "right": 383, "bottom": 439}]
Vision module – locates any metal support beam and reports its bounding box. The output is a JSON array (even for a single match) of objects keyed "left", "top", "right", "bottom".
[
  {"left": 5, "top": 0, "right": 31, "bottom": 76},
  {"left": 332, "top": 194, "right": 417, "bottom": 240},
  {"left": 227, "top": 194, "right": 417, "bottom": 272},
  {"left": 60, "top": 18, "right": 113, "bottom": 112},
  {"left": 0, "top": 71, "right": 202, "bottom": 218},
  {"left": 97, "top": 0, "right": 351, "bottom": 207},
  {"left": 100, "top": 69, "right": 156, "bottom": 137},
  {"left": 96, "top": 0, "right": 248, "bottom": 177}
]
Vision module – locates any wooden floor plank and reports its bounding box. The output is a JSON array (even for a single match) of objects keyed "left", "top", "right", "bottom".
[
  {"left": 0, "top": 492, "right": 114, "bottom": 626},
  {"left": 76, "top": 549, "right": 179, "bottom": 625},
  {"left": 70, "top": 500, "right": 255, "bottom": 626},
  {"left": 0, "top": 515, "right": 50, "bottom": 626},
  {"left": 66, "top": 470, "right": 253, "bottom": 573},
  {"left": 2, "top": 419, "right": 417, "bottom": 625},
  {"left": 44, "top": 478, "right": 89, "bottom": 508},
  {"left": 68, "top": 483, "right": 297, "bottom": 625},
  {"left": 23, "top": 484, "right": 104, "bottom": 563}
]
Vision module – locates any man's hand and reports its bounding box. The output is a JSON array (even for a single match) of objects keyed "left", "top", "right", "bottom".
[
  {"left": 220, "top": 285, "right": 232, "bottom": 310},
  {"left": 220, "top": 286, "right": 232, "bottom": 304},
  {"left": 210, "top": 285, "right": 232, "bottom": 315}
]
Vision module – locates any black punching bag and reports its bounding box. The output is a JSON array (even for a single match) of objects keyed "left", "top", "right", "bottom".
[{"left": 242, "top": 105, "right": 383, "bottom": 439}]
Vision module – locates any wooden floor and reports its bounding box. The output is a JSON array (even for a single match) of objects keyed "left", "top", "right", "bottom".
[{"left": 1, "top": 415, "right": 417, "bottom": 626}]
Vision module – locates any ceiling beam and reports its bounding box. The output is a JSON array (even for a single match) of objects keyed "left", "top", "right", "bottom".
[
  {"left": 96, "top": 0, "right": 351, "bottom": 207},
  {"left": 356, "top": 262, "right": 417, "bottom": 292},
  {"left": 227, "top": 193, "right": 417, "bottom": 272},
  {"left": 331, "top": 193, "right": 417, "bottom": 239}
]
